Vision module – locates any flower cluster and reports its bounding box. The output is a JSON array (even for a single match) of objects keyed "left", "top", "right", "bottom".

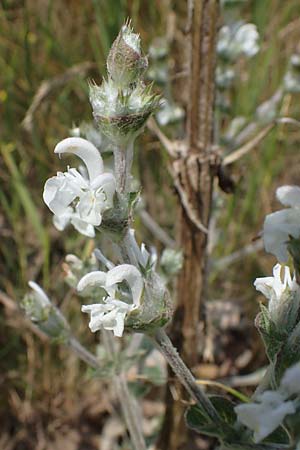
[
  {"left": 254, "top": 263, "right": 298, "bottom": 323},
  {"left": 217, "top": 22, "right": 259, "bottom": 62},
  {"left": 263, "top": 185, "right": 300, "bottom": 262},
  {"left": 78, "top": 264, "right": 144, "bottom": 337},
  {"left": 43, "top": 137, "right": 116, "bottom": 237}
]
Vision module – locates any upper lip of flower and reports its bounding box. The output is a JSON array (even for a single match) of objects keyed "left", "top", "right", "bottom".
[
  {"left": 77, "top": 264, "right": 144, "bottom": 307},
  {"left": 54, "top": 137, "right": 104, "bottom": 182}
]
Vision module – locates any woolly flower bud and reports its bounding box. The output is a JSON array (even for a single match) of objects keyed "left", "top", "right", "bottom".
[
  {"left": 160, "top": 249, "right": 183, "bottom": 277},
  {"left": 107, "top": 21, "right": 148, "bottom": 87},
  {"left": 63, "top": 253, "right": 98, "bottom": 290},
  {"left": 22, "top": 282, "right": 70, "bottom": 340},
  {"left": 90, "top": 79, "right": 160, "bottom": 144}
]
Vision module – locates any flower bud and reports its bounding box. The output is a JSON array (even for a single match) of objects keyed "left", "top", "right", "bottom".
[
  {"left": 107, "top": 21, "right": 148, "bottom": 87},
  {"left": 160, "top": 249, "right": 183, "bottom": 277},
  {"left": 63, "top": 253, "right": 98, "bottom": 290},
  {"left": 22, "top": 282, "right": 70, "bottom": 340}
]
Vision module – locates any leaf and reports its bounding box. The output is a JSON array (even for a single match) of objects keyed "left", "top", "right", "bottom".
[
  {"left": 210, "top": 396, "right": 237, "bottom": 426},
  {"left": 128, "top": 381, "right": 151, "bottom": 398},
  {"left": 255, "top": 307, "right": 286, "bottom": 361},
  {"left": 185, "top": 397, "right": 238, "bottom": 440},
  {"left": 185, "top": 404, "right": 225, "bottom": 438}
]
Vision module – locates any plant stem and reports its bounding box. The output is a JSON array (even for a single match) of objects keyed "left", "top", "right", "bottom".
[
  {"left": 114, "top": 140, "right": 134, "bottom": 194},
  {"left": 112, "top": 137, "right": 220, "bottom": 427},
  {"left": 69, "top": 334, "right": 146, "bottom": 450},
  {"left": 101, "top": 330, "right": 146, "bottom": 450},
  {"left": 69, "top": 336, "right": 99, "bottom": 368},
  {"left": 153, "top": 328, "right": 220, "bottom": 423}
]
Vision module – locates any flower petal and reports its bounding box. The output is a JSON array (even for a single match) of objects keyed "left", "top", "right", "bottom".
[
  {"left": 71, "top": 216, "right": 96, "bottom": 237},
  {"left": 92, "top": 172, "right": 116, "bottom": 208},
  {"left": 235, "top": 392, "right": 295, "bottom": 443},
  {"left": 263, "top": 209, "right": 300, "bottom": 262},
  {"left": 77, "top": 271, "right": 107, "bottom": 292},
  {"left": 43, "top": 176, "right": 77, "bottom": 216},
  {"left": 54, "top": 137, "right": 104, "bottom": 182},
  {"left": 106, "top": 264, "right": 143, "bottom": 306},
  {"left": 276, "top": 185, "right": 300, "bottom": 208}
]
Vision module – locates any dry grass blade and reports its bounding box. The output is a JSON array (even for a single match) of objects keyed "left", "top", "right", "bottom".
[
  {"left": 224, "top": 117, "right": 300, "bottom": 166},
  {"left": 223, "top": 123, "right": 275, "bottom": 166},
  {"left": 147, "top": 117, "right": 183, "bottom": 158},
  {"left": 22, "top": 62, "right": 97, "bottom": 132}
]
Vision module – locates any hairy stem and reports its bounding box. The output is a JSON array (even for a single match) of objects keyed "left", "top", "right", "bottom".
[
  {"left": 114, "top": 140, "right": 134, "bottom": 194},
  {"left": 153, "top": 328, "right": 220, "bottom": 423},
  {"left": 69, "top": 336, "right": 99, "bottom": 368},
  {"left": 112, "top": 140, "right": 219, "bottom": 427},
  {"left": 69, "top": 334, "right": 146, "bottom": 450}
]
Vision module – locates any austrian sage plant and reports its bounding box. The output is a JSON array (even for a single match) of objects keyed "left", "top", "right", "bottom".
[{"left": 22, "top": 21, "right": 300, "bottom": 450}]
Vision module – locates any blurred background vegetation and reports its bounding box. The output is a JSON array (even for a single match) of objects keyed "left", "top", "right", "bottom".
[{"left": 1, "top": 0, "right": 300, "bottom": 449}]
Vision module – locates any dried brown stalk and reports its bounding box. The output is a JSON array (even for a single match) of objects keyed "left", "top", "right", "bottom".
[
  {"left": 158, "top": 1, "right": 220, "bottom": 449},
  {"left": 22, "top": 62, "right": 97, "bottom": 132}
]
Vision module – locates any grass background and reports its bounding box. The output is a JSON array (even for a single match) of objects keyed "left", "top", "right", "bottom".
[{"left": 1, "top": 0, "right": 300, "bottom": 448}]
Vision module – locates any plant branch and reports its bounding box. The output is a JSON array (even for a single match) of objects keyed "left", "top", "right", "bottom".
[
  {"left": 139, "top": 209, "right": 176, "bottom": 249},
  {"left": 153, "top": 328, "right": 220, "bottom": 423},
  {"left": 114, "top": 140, "right": 134, "bottom": 195},
  {"left": 68, "top": 336, "right": 99, "bottom": 368},
  {"left": 69, "top": 333, "right": 146, "bottom": 450},
  {"left": 22, "top": 62, "right": 97, "bottom": 132}
]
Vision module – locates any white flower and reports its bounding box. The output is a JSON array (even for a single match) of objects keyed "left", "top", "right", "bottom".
[
  {"left": 280, "top": 363, "right": 300, "bottom": 397},
  {"left": 254, "top": 263, "right": 297, "bottom": 316},
  {"left": 217, "top": 23, "right": 259, "bottom": 61},
  {"left": 81, "top": 300, "right": 133, "bottom": 336},
  {"left": 263, "top": 185, "right": 300, "bottom": 262},
  {"left": 235, "top": 391, "right": 295, "bottom": 443},
  {"left": 78, "top": 264, "right": 143, "bottom": 337},
  {"left": 43, "top": 137, "right": 116, "bottom": 237}
]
